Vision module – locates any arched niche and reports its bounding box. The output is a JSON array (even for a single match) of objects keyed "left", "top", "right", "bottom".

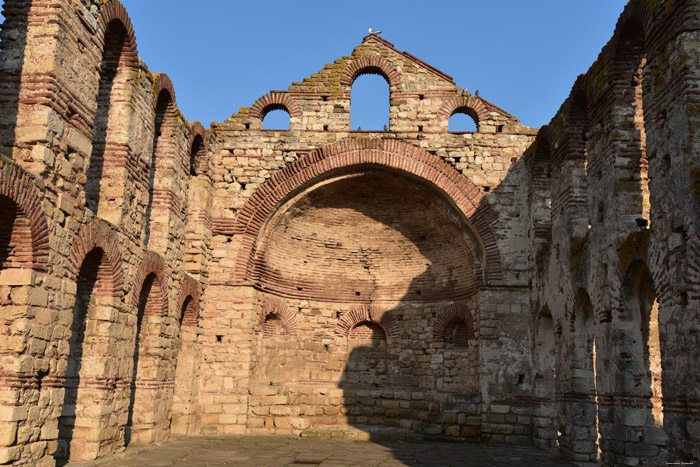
[{"left": 251, "top": 168, "right": 482, "bottom": 303}]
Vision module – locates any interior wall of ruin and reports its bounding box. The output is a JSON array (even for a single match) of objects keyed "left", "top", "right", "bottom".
[
  {"left": 527, "top": 1, "right": 700, "bottom": 464},
  {"left": 0, "top": 0, "right": 698, "bottom": 466}
]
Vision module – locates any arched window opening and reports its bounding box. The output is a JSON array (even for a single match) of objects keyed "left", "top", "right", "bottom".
[
  {"left": 189, "top": 134, "right": 205, "bottom": 176},
  {"left": 444, "top": 319, "right": 470, "bottom": 350},
  {"left": 56, "top": 248, "right": 110, "bottom": 463},
  {"left": 261, "top": 107, "right": 290, "bottom": 130},
  {"left": 614, "top": 19, "right": 650, "bottom": 229},
  {"left": 350, "top": 72, "right": 390, "bottom": 131},
  {"left": 126, "top": 272, "right": 165, "bottom": 446},
  {"left": 449, "top": 109, "right": 478, "bottom": 132},
  {"left": 621, "top": 262, "right": 663, "bottom": 429},
  {"left": 144, "top": 90, "right": 175, "bottom": 249},
  {"left": 85, "top": 19, "right": 131, "bottom": 218},
  {"left": 569, "top": 291, "right": 600, "bottom": 462}
]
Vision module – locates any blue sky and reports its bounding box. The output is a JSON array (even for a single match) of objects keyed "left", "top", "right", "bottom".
[{"left": 1, "top": 0, "right": 629, "bottom": 129}]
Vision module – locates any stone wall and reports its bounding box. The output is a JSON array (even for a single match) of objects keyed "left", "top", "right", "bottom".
[
  {"left": 0, "top": 1, "right": 207, "bottom": 464},
  {"left": 0, "top": 0, "right": 698, "bottom": 465},
  {"left": 527, "top": 0, "right": 700, "bottom": 464}
]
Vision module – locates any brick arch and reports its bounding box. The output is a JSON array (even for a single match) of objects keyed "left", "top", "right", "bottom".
[
  {"left": 67, "top": 220, "right": 124, "bottom": 297},
  {"left": 176, "top": 275, "right": 201, "bottom": 326},
  {"left": 96, "top": 0, "right": 138, "bottom": 67},
  {"left": 433, "top": 303, "right": 474, "bottom": 341},
  {"left": 438, "top": 96, "right": 491, "bottom": 129},
  {"left": 129, "top": 251, "right": 169, "bottom": 317},
  {"left": 335, "top": 305, "right": 399, "bottom": 342},
  {"left": 153, "top": 73, "right": 177, "bottom": 108},
  {"left": 259, "top": 296, "right": 297, "bottom": 336},
  {"left": 232, "top": 139, "right": 503, "bottom": 286},
  {"left": 611, "top": 0, "right": 653, "bottom": 56},
  {"left": 249, "top": 92, "right": 302, "bottom": 121},
  {"left": 188, "top": 122, "right": 208, "bottom": 176},
  {"left": 0, "top": 161, "right": 49, "bottom": 271},
  {"left": 340, "top": 56, "right": 401, "bottom": 89}
]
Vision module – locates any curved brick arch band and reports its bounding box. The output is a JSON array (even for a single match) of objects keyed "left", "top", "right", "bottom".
[
  {"left": 250, "top": 93, "right": 302, "bottom": 121},
  {"left": 433, "top": 303, "right": 475, "bottom": 341},
  {"left": 177, "top": 275, "right": 202, "bottom": 325},
  {"left": 438, "top": 96, "right": 491, "bottom": 128},
  {"left": 96, "top": 0, "right": 139, "bottom": 68},
  {"left": 0, "top": 160, "right": 50, "bottom": 271},
  {"left": 129, "top": 251, "right": 169, "bottom": 317},
  {"left": 67, "top": 220, "right": 124, "bottom": 298},
  {"left": 340, "top": 56, "right": 401, "bottom": 88},
  {"left": 153, "top": 73, "right": 177, "bottom": 108},
  {"left": 260, "top": 296, "right": 297, "bottom": 336},
  {"left": 232, "top": 139, "right": 503, "bottom": 286},
  {"left": 334, "top": 305, "right": 399, "bottom": 342}
]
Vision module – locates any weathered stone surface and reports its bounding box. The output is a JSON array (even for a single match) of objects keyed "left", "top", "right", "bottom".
[{"left": 0, "top": 1, "right": 698, "bottom": 466}]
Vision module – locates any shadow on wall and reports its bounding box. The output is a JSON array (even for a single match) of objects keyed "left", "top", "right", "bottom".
[{"left": 304, "top": 157, "right": 530, "bottom": 461}]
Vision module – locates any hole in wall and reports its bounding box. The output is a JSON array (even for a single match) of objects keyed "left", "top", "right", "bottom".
[
  {"left": 449, "top": 112, "right": 478, "bottom": 132},
  {"left": 323, "top": 125, "right": 328, "bottom": 131},
  {"left": 351, "top": 73, "right": 389, "bottom": 130},
  {"left": 262, "top": 108, "right": 290, "bottom": 130},
  {"left": 418, "top": 125, "right": 423, "bottom": 132},
  {"left": 216, "top": 335, "right": 223, "bottom": 343},
  {"left": 244, "top": 123, "right": 250, "bottom": 129},
  {"left": 322, "top": 96, "right": 328, "bottom": 101},
  {"left": 419, "top": 94, "right": 424, "bottom": 100},
  {"left": 497, "top": 125, "right": 504, "bottom": 132},
  {"left": 297, "top": 287, "right": 303, "bottom": 292},
  {"left": 483, "top": 186, "right": 491, "bottom": 192}
]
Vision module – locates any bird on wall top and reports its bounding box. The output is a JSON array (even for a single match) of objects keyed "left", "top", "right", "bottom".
[{"left": 369, "top": 28, "right": 382, "bottom": 35}]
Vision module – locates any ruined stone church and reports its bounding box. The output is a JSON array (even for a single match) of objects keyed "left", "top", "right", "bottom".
[{"left": 0, "top": 0, "right": 698, "bottom": 465}]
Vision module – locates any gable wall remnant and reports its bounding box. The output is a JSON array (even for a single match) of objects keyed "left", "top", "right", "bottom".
[{"left": 0, "top": 0, "right": 698, "bottom": 465}]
